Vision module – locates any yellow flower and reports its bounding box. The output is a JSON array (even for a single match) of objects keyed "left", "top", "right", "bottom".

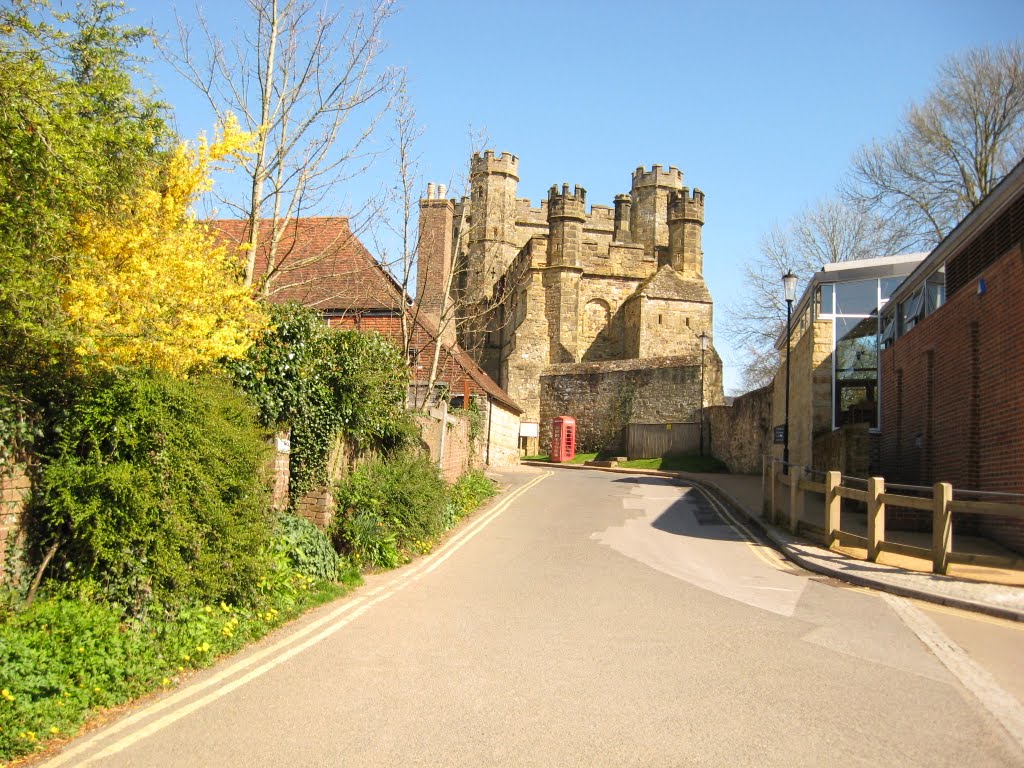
[
  {"left": 50, "top": 727, "right": 60, "bottom": 734},
  {"left": 161, "top": 677, "right": 171, "bottom": 686},
  {"left": 182, "top": 654, "right": 191, "bottom": 662},
  {"left": 1, "top": 688, "right": 14, "bottom": 701}
]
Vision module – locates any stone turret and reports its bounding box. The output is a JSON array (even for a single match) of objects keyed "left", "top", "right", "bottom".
[
  {"left": 543, "top": 183, "right": 586, "bottom": 364},
  {"left": 468, "top": 150, "right": 519, "bottom": 302},
  {"left": 613, "top": 193, "right": 632, "bottom": 242},
  {"left": 630, "top": 165, "right": 684, "bottom": 262},
  {"left": 667, "top": 187, "right": 705, "bottom": 278},
  {"left": 546, "top": 183, "right": 586, "bottom": 268}
]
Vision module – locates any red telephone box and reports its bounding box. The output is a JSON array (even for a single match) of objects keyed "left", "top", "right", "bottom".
[{"left": 551, "top": 416, "right": 577, "bottom": 463}]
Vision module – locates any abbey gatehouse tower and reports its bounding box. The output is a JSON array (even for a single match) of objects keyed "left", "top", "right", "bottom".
[{"left": 417, "top": 152, "right": 725, "bottom": 451}]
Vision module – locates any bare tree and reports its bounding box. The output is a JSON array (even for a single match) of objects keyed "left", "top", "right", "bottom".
[
  {"left": 161, "top": 0, "right": 401, "bottom": 295},
  {"left": 846, "top": 42, "right": 1024, "bottom": 249},
  {"left": 723, "top": 198, "right": 909, "bottom": 391}
]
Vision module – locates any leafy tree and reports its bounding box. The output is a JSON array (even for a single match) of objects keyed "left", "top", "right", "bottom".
[
  {"left": 846, "top": 42, "right": 1024, "bottom": 248},
  {"left": 0, "top": 0, "right": 171, "bottom": 458},
  {"left": 64, "top": 117, "right": 268, "bottom": 376}
]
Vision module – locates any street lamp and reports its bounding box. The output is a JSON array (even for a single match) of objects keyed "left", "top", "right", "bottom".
[
  {"left": 782, "top": 272, "right": 798, "bottom": 475},
  {"left": 699, "top": 331, "right": 709, "bottom": 456}
]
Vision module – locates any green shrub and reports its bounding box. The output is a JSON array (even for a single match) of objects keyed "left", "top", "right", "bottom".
[
  {"left": 0, "top": 565, "right": 354, "bottom": 762},
  {"left": 226, "top": 303, "right": 410, "bottom": 505},
  {"left": 35, "top": 370, "right": 273, "bottom": 612},
  {"left": 332, "top": 451, "right": 448, "bottom": 565},
  {"left": 448, "top": 470, "right": 497, "bottom": 520},
  {"left": 272, "top": 512, "right": 341, "bottom": 582}
]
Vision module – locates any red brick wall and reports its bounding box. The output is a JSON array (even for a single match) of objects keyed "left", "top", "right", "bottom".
[
  {"left": 1, "top": 464, "right": 30, "bottom": 580},
  {"left": 881, "top": 244, "right": 1024, "bottom": 550}
]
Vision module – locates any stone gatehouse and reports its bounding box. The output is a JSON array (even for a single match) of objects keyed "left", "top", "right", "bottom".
[{"left": 417, "top": 152, "right": 725, "bottom": 452}]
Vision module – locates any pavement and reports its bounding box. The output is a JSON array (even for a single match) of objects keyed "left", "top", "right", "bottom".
[{"left": 522, "top": 461, "right": 1024, "bottom": 623}]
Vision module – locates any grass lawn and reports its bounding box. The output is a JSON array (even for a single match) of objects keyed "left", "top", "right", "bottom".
[
  {"left": 524, "top": 452, "right": 597, "bottom": 464},
  {"left": 523, "top": 453, "right": 727, "bottom": 473}
]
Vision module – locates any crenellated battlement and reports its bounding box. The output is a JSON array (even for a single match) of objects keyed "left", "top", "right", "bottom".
[
  {"left": 668, "top": 187, "right": 705, "bottom": 223},
  {"left": 631, "top": 164, "right": 684, "bottom": 191},
  {"left": 547, "top": 183, "right": 587, "bottom": 221},
  {"left": 471, "top": 149, "right": 519, "bottom": 179}
]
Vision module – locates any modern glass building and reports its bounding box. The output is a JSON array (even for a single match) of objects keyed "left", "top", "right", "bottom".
[{"left": 771, "top": 254, "right": 927, "bottom": 473}]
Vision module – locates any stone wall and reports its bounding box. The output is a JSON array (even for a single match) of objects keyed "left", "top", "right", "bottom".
[
  {"left": 417, "top": 410, "right": 473, "bottom": 483},
  {"left": 539, "top": 353, "right": 723, "bottom": 453},
  {"left": 706, "top": 385, "right": 772, "bottom": 474},
  {"left": 0, "top": 464, "right": 29, "bottom": 581},
  {"left": 482, "top": 401, "right": 521, "bottom": 468}
]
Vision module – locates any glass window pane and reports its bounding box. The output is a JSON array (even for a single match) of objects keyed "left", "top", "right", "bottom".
[
  {"left": 835, "top": 279, "right": 877, "bottom": 316},
  {"left": 834, "top": 316, "right": 878, "bottom": 428},
  {"left": 817, "top": 284, "right": 834, "bottom": 315},
  {"left": 925, "top": 271, "right": 945, "bottom": 315},
  {"left": 880, "top": 277, "right": 904, "bottom": 302}
]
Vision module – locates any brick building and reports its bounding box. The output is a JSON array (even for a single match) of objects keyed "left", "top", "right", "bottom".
[
  {"left": 879, "top": 160, "right": 1024, "bottom": 503},
  {"left": 417, "top": 152, "right": 725, "bottom": 453},
  {"left": 212, "top": 217, "right": 523, "bottom": 468}
]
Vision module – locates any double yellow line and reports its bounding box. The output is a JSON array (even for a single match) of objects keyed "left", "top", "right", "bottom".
[
  {"left": 687, "top": 480, "right": 793, "bottom": 573},
  {"left": 45, "top": 470, "right": 551, "bottom": 767}
]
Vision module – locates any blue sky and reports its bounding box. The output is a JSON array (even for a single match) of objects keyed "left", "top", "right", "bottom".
[{"left": 135, "top": 0, "right": 1023, "bottom": 394}]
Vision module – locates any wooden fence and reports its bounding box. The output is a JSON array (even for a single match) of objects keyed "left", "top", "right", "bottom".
[
  {"left": 764, "top": 457, "right": 1024, "bottom": 575},
  {"left": 625, "top": 422, "right": 701, "bottom": 460}
]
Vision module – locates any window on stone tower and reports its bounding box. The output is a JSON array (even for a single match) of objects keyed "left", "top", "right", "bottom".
[{"left": 658, "top": 314, "right": 663, "bottom": 325}]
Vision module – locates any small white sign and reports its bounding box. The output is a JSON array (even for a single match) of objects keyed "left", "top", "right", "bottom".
[
  {"left": 275, "top": 437, "right": 291, "bottom": 454},
  {"left": 519, "top": 422, "right": 539, "bottom": 438}
]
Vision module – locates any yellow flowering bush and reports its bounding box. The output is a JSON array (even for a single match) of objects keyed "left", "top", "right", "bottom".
[{"left": 63, "top": 115, "right": 267, "bottom": 376}]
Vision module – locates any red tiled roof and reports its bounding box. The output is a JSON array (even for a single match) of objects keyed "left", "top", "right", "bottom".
[
  {"left": 212, "top": 217, "right": 522, "bottom": 414},
  {"left": 211, "top": 217, "right": 405, "bottom": 312}
]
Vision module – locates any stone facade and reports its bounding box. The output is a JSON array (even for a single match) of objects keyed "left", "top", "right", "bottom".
[
  {"left": 771, "top": 314, "right": 834, "bottom": 471},
  {"left": 539, "top": 354, "right": 723, "bottom": 453},
  {"left": 418, "top": 153, "right": 725, "bottom": 451}
]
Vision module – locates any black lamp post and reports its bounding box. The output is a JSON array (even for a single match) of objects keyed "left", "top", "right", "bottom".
[
  {"left": 699, "top": 331, "right": 709, "bottom": 456},
  {"left": 782, "top": 272, "right": 798, "bottom": 474}
]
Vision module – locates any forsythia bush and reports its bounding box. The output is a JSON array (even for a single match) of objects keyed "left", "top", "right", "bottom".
[{"left": 63, "top": 115, "right": 267, "bottom": 376}]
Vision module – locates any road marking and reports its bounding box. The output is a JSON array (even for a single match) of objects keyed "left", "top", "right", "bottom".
[
  {"left": 689, "top": 483, "right": 792, "bottom": 573},
  {"left": 883, "top": 592, "right": 1024, "bottom": 754},
  {"left": 44, "top": 471, "right": 551, "bottom": 767}
]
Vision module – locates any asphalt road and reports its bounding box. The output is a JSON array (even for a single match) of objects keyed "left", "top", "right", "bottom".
[{"left": 42, "top": 467, "right": 1024, "bottom": 767}]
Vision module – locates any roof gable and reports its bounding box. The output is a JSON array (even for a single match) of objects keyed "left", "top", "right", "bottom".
[
  {"left": 630, "top": 264, "right": 712, "bottom": 303},
  {"left": 211, "top": 217, "right": 405, "bottom": 313}
]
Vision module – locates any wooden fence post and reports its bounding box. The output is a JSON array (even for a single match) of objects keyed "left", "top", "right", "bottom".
[
  {"left": 932, "top": 482, "right": 953, "bottom": 575},
  {"left": 867, "top": 476, "right": 886, "bottom": 562},
  {"left": 824, "top": 470, "right": 841, "bottom": 548},
  {"left": 789, "top": 465, "right": 802, "bottom": 534}
]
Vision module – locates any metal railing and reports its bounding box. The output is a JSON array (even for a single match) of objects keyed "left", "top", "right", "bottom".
[{"left": 763, "top": 457, "right": 1024, "bottom": 575}]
